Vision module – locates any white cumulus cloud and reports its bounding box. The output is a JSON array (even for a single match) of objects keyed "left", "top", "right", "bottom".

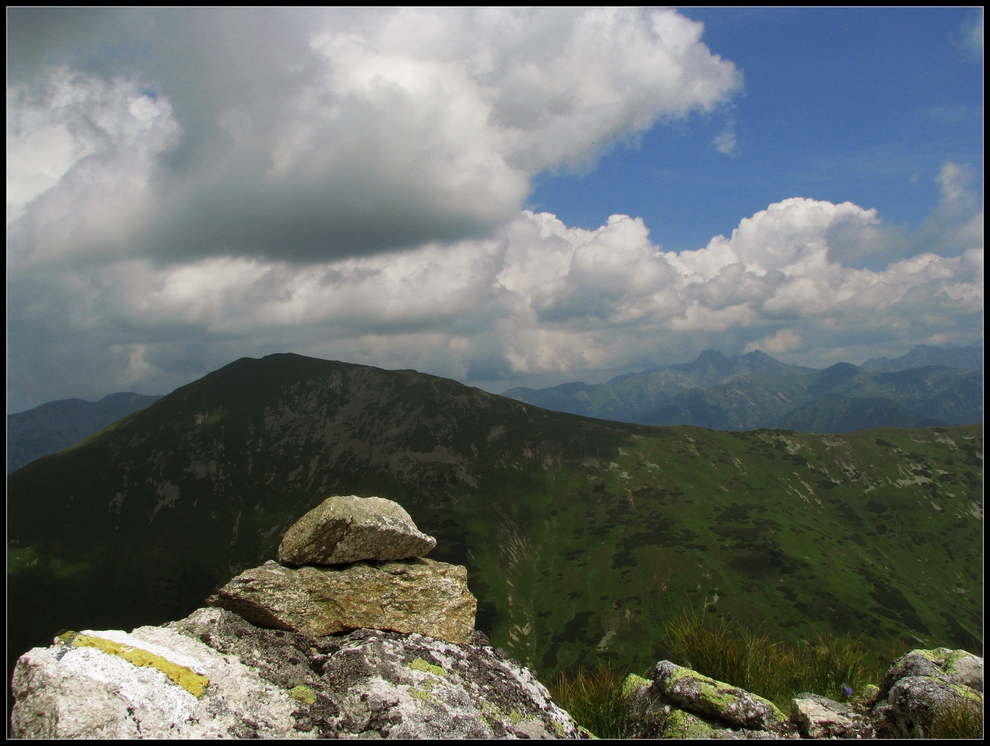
[{"left": 7, "top": 7, "right": 740, "bottom": 268}]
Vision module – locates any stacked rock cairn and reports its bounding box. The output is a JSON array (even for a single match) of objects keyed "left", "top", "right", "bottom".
[{"left": 208, "top": 495, "right": 478, "bottom": 644}]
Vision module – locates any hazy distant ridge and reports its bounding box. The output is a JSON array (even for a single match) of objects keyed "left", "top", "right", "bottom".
[
  {"left": 7, "top": 393, "right": 162, "bottom": 474},
  {"left": 504, "top": 346, "right": 983, "bottom": 432},
  {"left": 860, "top": 343, "right": 983, "bottom": 372}
]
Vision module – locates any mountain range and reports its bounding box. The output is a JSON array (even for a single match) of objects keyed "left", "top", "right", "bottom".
[
  {"left": 6, "top": 393, "right": 162, "bottom": 474},
  {"left": 861, "top": 343, "right": 984, "bottom": 373},
  {"left": 8, "top": 353, "right": 982, "bottom": 701},
  {"left": 8, "top": 345, "right": 980, "bottom": 477},
  {"left": 502, "top": 346, "right": 983, "bottom": 431}
]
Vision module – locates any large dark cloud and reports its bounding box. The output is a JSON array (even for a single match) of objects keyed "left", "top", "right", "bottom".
[{"left": 8, "top": 7, "right": 740, "bottom": 264}]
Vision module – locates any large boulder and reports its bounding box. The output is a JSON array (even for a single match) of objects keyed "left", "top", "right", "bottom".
[
  {"left": 871, "top": 648, "right": 983, "bottom": 738},
  {"left": 10, "top": 621, "right": 303, "bottom": 738},
  {"left": 11, "top": 607, "right": 583, "bottom": 739},
  {"left": 277, "top": 495, "right": 436, "bottom": 566},
  {"left": 208, "top": 558, "right": 476, "bottom": 644},
  {"left": 652, "top": 660, "right": 789, "bottom": 733}
]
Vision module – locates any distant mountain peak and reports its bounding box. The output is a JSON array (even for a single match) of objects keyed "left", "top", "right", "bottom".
[{"left": 697, "top": 349, "right": 729, "bottom": 361}]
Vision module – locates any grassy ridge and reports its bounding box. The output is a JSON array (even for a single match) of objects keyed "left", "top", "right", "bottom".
[
  {"left": 7, "top": 354, "right": 983, "bottom": 698},
  {"left": 453, "top": 424, "right": 983, "bottom": 675}
]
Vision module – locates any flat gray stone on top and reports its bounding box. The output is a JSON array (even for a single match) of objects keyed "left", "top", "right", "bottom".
[
  {"left": 277, "top": 495, "right": 436, "bottom": 566},
  {"left": 208, "top": 558, "right": 476, "bottom": 644}
]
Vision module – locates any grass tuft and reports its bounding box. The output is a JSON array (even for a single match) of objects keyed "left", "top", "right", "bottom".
[
  {"left": 548, "top": 661, "right": 644, "bottom": 739},
  {"left": 925, "top": 697, "right": 984, "bottom": 739},
  {"left": 658, "top": 605, "right": 885, "bottom": 708}
]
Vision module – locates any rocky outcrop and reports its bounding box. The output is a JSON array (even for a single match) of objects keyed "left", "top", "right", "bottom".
[
  {"left": 10, "top": 607, "right": 582, "bottom": 739},
  {"left": 870, "top": 648, "right": 984, "bottom": 738},
  {"left": 10, "top": 495, "right": 579, "bottom": 739},
  {"left": 620, "top": 648, "right": 982, "bottom": 739},
  {"left": 208, "top": 495, "right": 475, "bottom": 644},
  {"left": 277, "top": 495, "right": 436, "bottom": 566},
  {"left": 209, "top": 558, "right": 476, "bottom": 643}
]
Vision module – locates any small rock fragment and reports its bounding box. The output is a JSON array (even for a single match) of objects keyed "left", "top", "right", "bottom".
[{"left": 790, "top": 697, "right": 854, "bottom": 738}]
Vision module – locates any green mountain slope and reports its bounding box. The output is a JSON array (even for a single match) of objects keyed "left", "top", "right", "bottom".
[{"left": 8, "top": 354, "right": 983, "bottom": 692}]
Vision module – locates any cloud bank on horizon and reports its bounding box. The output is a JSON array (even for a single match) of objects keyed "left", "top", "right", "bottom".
[{"left": 6, "top": 7, "right": 984, "bottom": 412}]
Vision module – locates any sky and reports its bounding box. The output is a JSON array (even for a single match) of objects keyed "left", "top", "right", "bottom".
[{"left": 6, "top": 7, "right": 984, "bottom": 413}]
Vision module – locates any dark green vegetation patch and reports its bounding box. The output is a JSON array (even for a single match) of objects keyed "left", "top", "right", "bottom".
[{"left": 7, "top": 354, "right": 983, "bottom": 691}]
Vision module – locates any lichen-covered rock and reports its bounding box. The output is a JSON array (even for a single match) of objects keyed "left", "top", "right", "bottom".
[
  {"left": 871, "top": 648, "right": 983, "bottom": 738},
  {"left": 876, "top": 675, "right": 982, "bottom": 738},
  {"left": 659, "top": 708, "right": 790, "bottom": 739},
  {"left": 876, "top": 649, "right": 948, "bottom": 700},
  {"left": 208, "top": 558, "right": 476, "bottom": 643},
  {"left": 653, "top": 660, "right": 789, "bottom": 732},
  {"left": 11, "top": 607, "right": 584, "bottom": 739},
  {"left": 944, "top": 650, "right": 984, "bottom": 693},
  {"left": 10, "top": 622, "right": 308, "bottom": 738},
  {"left": 277, "top": 495, "right": 436, "bottom": 566}
]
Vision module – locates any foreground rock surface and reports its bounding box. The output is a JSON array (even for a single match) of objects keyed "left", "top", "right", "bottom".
[
  {"left": 209, "top": 558, "right": 477, "bottom": 644},
  {"left": 618, "top": 647, "right": 982, "bottom": 739},
  {"left": 277, "top": 495, "right": 436, "bottom": 566},
  {"left": 11, "top": 607, "right": 582, "bottom": 739}
]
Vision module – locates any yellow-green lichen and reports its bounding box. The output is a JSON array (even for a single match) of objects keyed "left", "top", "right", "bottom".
[
  {"left": 622, "top": 673, "right": 652, "bottom": 699},
  {"left": 943, "top": 649, "right": 978, "bottom": 674},
  {"left": 948, "top": 682, "right": 984, "bottom": 704},
  {"left": 409, "top": 657, "right": 446, "bottom": 677},
  {"left": 478, "top": 700, "right": 538, "bottom": 731},
  {"left": 912, "top": 647, "right": 953, "bottom": 664},
  {"left": 57, "top": 631, "right": 208, "bottom": 697},
  {"left": 666, "top": 666, "right": 786, "bottom": 725},
  {"left": 664, "top": 710, "right": 716, "bottom": 739},
  {"left": 409, "top": 682, "right": 441, "bottom": 707},
  {"left": 860, "top": 684, "right": 880, "bottom": 701},
  {"left": 289, "top": 684, "right": 317, "bottom": 705},
  {"left": 508, "top": 708, "right": 529, "bottom": 725}
]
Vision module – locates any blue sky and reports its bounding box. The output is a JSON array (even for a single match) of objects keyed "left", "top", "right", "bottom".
[
  {"left": 6, "top": 8, "right": 984, "bottom": 412},
  {"left": 531, "top": 7, "right": 984, "bottom": 259}
]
